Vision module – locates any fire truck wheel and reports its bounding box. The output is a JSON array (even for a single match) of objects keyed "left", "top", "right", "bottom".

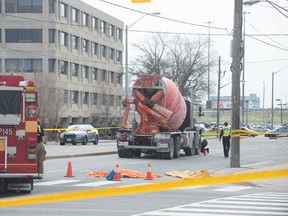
[{"left": 60, "top": 142, "right": 65, "bottom": 146}]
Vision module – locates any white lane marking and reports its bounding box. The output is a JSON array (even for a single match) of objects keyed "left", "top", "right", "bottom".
[
  {"left": 34, "top": 179, "right": 82, "bottom": 186},
  {"left": 213, "top": 186, "right": 252, "bottom": 192},
  {"left": 74, "top": 181, "right": 117, "bottom": 187}
]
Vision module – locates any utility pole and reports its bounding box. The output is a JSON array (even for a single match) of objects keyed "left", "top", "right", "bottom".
[
  {"left": 230, "top": 0, "right": 243, "bottom": 168},
  {"left": 206, "top": 21, "right": 213, "bottom": 102},
  {"left": 217, "top": 56, "right": 221, "bottom": 136}
]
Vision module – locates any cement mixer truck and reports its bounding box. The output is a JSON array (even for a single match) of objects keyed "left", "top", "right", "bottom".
[{"left": 117, "top": 74, "right": 200, "bottom": 159}]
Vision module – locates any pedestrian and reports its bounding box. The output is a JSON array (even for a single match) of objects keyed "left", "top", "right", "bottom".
[
  {"left": 37, "top": 119, "right": 46, "bottom": 179},
  {"left": 53, "top": 123, "right": 60, "bottom": 142},
  {"left": 219, "top": 122, "right": 231, "bottom": 158},
  {"left": 200, "top": 135, "right": 209, "bottom": 154}
]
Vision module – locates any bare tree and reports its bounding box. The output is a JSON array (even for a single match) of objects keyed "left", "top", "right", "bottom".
[
  {"left": 130, "top": 34, "right": 215, "bottom": 99},
  {"left": 34, "top": 72, "right": 65, "bottom": 127}
]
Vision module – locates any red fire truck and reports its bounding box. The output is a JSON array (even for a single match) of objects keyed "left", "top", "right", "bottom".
[{"left": 0, "top": 75, "right": 39, "bottom": 193}]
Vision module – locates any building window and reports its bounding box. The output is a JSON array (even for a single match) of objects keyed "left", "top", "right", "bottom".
[
  {"left": 109, "top": 48, "right": 114, "bottom": 60},
  {"left": 92, "top": 42, "right": 98, "bottom": 55},
  {"left": 110, "top": 71, "right": 114, "bottom": 83},
  {"left": 117, "top": 73, "right": 122, "bottom": 85},
  {"left": 82, "top": 39, "right": 89, "bottom": 53},
  {"left": 101, "top": 45, "right": 107, "bottom": 58},
  {"left": 109, "top": 24, "right": 115, "bottom": 37},
  {"left": 92, "top": 17, "right": 98, "bottom": 31},
  {"left": 92, "top": 67, "right": 98, "bottom": 80},
  {"left": 71, "top": 90, "right": 78, "bottom": 104},
  {"left": 5, "top": 59, "right": 42, "bottom": 73},
  {"left": 6, "top": 0, "right": 42, "bottom": 13},
  {"left": 6, "top": 29, "right": 42, "bottom": 43},
  {"left": 109, "top": 95, "right": 114, "bottom": 106},
  {"left": 71, "top": 63, "right": 78, "bottom": 77},
  {"left": 102, "top": 70, "right": 107, "bottom": 82},
  {"left": 60, "top": 31, "right": 68, "bottom": 46},
  {"left": 92, "top": 93, "right": 98, "bottom": 105},
  {"left": 60, "top": 60, "right": 68, "bottom": 74},
  {"left": 49, "top": 0, "right": 55, "bottom": 13},
  {"left": 72, "top": 8, "right": 79, "bottom": 22},
  {"left": 117, "top": 50, "right": 122, "bottom": 62},
  {"left": 82, "top": 65, "right": 88, "bottom": 78},
  {"left": 82, "top": 12, "right": 88, "bottom": 26},
  {"left": 117, "top": 28, "right": 123, "bottom": 41},
  {"left": 101, "top": 21, "right": 107, "bottom": 34},
  {"left": 60, "top": 2, "right": 67, "bottom": 18},
  {"left": 72, "top": 35, "right": 78, "bottom": 49},
  {"left": 82, "top": 92, "right": 89, "bottom": 104},
  {"left": 49, "top": 29, "right": 55, "bottom": 43},
  {"left": 60, "top": 89, "right": 68, "bottom": 104},
  {"left": 101, "top": 94, "right": 107, "bottom": 106},
  {"left": 48, "top": 58, "right": 56, "bottom": 73}
]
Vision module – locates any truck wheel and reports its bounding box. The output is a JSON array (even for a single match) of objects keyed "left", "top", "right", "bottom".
[
  {"left": 118, "top": 150, "right": 125, "bottom": 158},
  {"left": 164, "top": 138, "right": 174, "bottom": 159},
  {"left": 60, "top": 142, "right": 65, "bottom": 146},
  {"left": 173, "top": 137, "right": 180, "bottom": 158},
  {"left": 133, "top": 150, "right": 141, "bottom": 157},
  {"left": 126, "top": 149, "right": 133, "bottom": 158},
  {"left": 184, "top": 147, "right": 192, "bottom": 156}
]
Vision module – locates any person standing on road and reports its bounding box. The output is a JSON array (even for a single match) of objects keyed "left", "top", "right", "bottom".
[
  {"left": 219, "top": 122, "right": 231, "bottom": 158},
  {"left": 37, "top": 119, "right": 46, "bottom": 178}
]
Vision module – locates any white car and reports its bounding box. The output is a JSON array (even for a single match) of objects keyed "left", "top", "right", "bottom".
[{"left": 60, "top": 124, "right": 99, "bottom": 145}]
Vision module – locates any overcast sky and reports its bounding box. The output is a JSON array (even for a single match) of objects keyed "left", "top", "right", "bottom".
[{"left": 82, "top": 0, "right": 288, "bottom": 108}]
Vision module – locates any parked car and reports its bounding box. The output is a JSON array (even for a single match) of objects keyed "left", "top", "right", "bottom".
[
  {"left": 240, "top": 127, "right": 257, "bottom": 137},
  {"left": 251, "top": 125, "right": 269, "bottom": 133},
  {"left": 60, "top": 124, "right": 99, "bottom": 145},
  {"left": 265, "top": 126, "right": 288, "bottom": 139}
]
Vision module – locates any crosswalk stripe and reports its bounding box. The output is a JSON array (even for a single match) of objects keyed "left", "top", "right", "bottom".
[
  {"left": 74, "top": 181, "right": 117, "bottom": 187},
  {"left": 34, "top": 179, "right": 82, "bottom": 186},
  {"left": 213, "top": 186, "right": 252, "bottom": 191},
  {"left": 195, "top": 203, "right": 288, "bottom": 211},
  {"left": 131, "top": 192, "right": 288, "bottom": 216}
]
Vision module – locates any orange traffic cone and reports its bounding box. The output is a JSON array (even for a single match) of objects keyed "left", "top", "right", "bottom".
[
  {"left": 64, "top": 161, "right": 74, "bottom": 177},
  {"left": 204, "top": 149, "right": 207, "bottom": 156},
  {"left": 113, "top": 164, "right": 121, "bottom": 181},
  {"left": 145, "top": 164, "right": 153, "bottom": 180}
]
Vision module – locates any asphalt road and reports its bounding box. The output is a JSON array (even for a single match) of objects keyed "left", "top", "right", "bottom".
[{"left": 1, "top": 136, "right": 287, "bottom": 216}]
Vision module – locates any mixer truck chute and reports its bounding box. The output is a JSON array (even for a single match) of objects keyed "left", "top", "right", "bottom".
[{"left": 117, "top": 74, "right": 200, "bottom": 159}]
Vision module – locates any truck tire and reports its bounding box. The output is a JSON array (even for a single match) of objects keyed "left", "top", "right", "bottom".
[
  {"left": 133, "top": 149, "right": 141, "bottom": 157},
  {"left": 184, "top": 147, "right": 193, "bottom": 156},
  {"left": 164, "top": 138, "right": 174, "bottom": 159},
  {"left": 173, "top": 137, "right": 181, "bottom": 158},
  {"left": 60, "top": 142, "right": 65, "bottom": 146}
]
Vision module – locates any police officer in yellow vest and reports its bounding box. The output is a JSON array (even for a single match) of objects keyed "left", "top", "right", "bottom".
[{"left": 219, "top": 122, "right": 231, "bottom": 158}]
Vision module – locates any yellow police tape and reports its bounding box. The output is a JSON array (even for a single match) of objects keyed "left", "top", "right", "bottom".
[{"left": 0, "top": 168, "right": 287, "bottom": 208}]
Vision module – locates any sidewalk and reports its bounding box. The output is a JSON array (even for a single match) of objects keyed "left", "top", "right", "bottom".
[{"left": 45, "top": 140, "right": 117, "bottom": 159}]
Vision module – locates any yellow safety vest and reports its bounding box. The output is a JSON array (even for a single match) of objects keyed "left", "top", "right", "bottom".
[{"left": 223, "top": 126, "right": 231, "bottom": 137}]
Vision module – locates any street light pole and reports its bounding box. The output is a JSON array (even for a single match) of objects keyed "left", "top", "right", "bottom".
[
  {"left": 230, "top": 0, "right": 243, "bottom": 168},
  {"left": 271, "top": 67, "right": 287, "bottom": 129},
  {"left": 124, "top": 12, "right": 160, "bottom": 99},
  {"left": 241, "top": 11, "right": 250, "bottom": 124}
]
